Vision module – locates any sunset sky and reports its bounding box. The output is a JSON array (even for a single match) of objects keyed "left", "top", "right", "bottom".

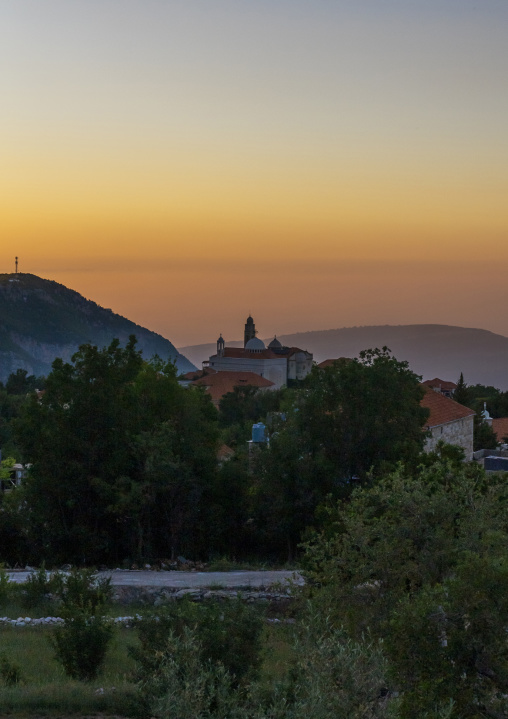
[{"left": 2, "top": 1, "right": 507, "bottom": 347}]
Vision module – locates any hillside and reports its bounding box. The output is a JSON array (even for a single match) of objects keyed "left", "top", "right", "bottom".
[
  {"left": 0, "top": 273, "right": 196, "bottom": 382},
  {"left": 179, "top": 324, "right": 508, "bottom": 390}
]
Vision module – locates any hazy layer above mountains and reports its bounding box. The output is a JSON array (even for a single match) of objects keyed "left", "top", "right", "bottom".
[
  {"left": 179, "top": 324, "right": 508, "bottom": 390},
  {"left": 0, "top": 274, "right": 196, "bottom": 382}
]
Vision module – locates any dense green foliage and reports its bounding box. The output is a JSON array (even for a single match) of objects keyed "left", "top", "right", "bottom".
[
  {"left": 136, "top": 606, "right": 390, "bottom": 719},
  {"left": 253, "top": 350, "right": 428, "bottom": 559},
  {"left": 13, "top": 337, "right": 218, "bottom": 564},
  {"left": 1, "top": 341, "right": 433, "bottom": 566},
  {"left": 451, "top": 373, "right": 500, "bottom": 450},
  {"left": 0, "top": 383, "right": 27, "bottom": 457},
  {"left": 133, "top": 598, "right": 264, "bottom": 689},
  {"left": 453, "top": 372, "right": 508, "bottom": 420},
  {"left": 218, "top": 385, "right": 284, "bottom": 446},
  {"left": 302, "top": 460, "right": 508, "bottom": 717}
]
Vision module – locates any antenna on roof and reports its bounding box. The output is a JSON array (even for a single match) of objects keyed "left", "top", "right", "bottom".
[{"left": 15, "top": 256, "right": 18, "bottom": 274}]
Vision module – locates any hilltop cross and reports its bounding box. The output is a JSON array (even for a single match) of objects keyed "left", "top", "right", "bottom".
[{"left": 15, "top": 256, "right": 18, "bottom": 274}]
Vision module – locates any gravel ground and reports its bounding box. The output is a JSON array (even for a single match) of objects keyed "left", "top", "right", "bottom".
[{"left": 6, "top": 569, "right": 303, "bottom": 589}]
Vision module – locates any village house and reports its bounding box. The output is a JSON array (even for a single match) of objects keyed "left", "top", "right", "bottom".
[
  {"left": 422, "top": 378, "right": 457, "bottom": 398},
  {"left": 189, "top": 369, "right": 275, "bottom": 407},
  {"left": 421, "top": 386, "right": 475, "bottom": 460}
]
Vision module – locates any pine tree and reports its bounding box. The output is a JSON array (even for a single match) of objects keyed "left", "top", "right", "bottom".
[{"left": 453, "top": 372, "right": 470, "bottom": 407}]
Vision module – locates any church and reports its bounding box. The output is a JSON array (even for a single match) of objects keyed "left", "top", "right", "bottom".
[{"left": 203, "top": 316, "right": 313, "bottom": 390}]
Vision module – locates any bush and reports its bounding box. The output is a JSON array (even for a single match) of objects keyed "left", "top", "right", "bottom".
[
  {"left": 132, "top": 597, "right": 264, "bottom": 686},
  {"left": 0, "top": 654, "right": 22, "bottom": 686},
  {"left": 55, "top": 567, "right": 112, "bottom": 611},
  {"left": 50, "top": 609, "right": 115, "bottom": 682},
  {"left": 140, "top": 627, "right": 238, "bottom": 719},
  {"left": 21, "top": 565, "right": 58, "bottom": 609},
  {"left": 49, "top": 568, "right": 114, "bottom": 682},
  {"left": 138, "top": 608, "right": 391, "bottom": 719}
]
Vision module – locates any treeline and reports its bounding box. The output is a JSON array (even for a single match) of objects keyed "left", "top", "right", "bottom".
[
  {"left": 454, "top": 371, "right": 508, "bottom": 417},
  {"left": 0, "top": 338, "right": 449, "bottom": 567}
]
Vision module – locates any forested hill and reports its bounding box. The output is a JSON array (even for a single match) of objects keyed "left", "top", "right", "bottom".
[
  {"left": 179, "top": 324, "right": 508, "bottom": 390},
  {"left": 0, "top": 273, "right": 196, "bottom": 382}
]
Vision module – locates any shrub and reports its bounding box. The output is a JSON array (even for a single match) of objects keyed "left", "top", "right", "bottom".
[
  {"left": 55, "top": 567, "right": 112, "bottom": 611},
  {"left": 140, "top": 627, "right": 238, "bottom": 719},
  {"left": 138, "top": 608, "right": 391, "bottom": 719},
  {"left": 49, "top": 568, "right": 114, "bottom": 682},
  {"left": 132, "top": 597, "right": 264, "bottom": 686},
  {"left": 0, "top": 654, "right": 22, "bottom": 686},
  {"left": 51, "top": 609, "right": 115, "bottom": 682},
  {"left": 21, "top": 565, "right": 58, "bottom": 609}
]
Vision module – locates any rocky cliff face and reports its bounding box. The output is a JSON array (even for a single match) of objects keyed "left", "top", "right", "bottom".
[{"left": 0, "top": 274, "right": 196, "bottom": 382}]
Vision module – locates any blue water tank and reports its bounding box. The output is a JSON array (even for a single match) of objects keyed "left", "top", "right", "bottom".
[{"left": 252, "top": 423, "right": 266, "bottom": 443}]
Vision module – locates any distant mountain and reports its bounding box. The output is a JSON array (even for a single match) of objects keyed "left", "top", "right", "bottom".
[
  {"left": 0, "top": 273, "right": 196, "bottom": 382},
  {"left": 179, "top": 324, "right": 508, "bottom": 390}
]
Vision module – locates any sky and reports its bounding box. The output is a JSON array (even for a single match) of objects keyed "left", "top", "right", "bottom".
[{"left": 1, "top": 1, "right": 508, "bottom": 347}]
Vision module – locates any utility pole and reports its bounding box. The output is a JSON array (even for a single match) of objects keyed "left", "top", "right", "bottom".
[{"left": 15, "top": 256, "right": 18, "bottom": 274}]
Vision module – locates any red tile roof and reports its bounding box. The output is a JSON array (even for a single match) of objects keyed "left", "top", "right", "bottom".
[
  {"left": 422, "top": 378, "right": 457, "bottom": 391},
  {"left": 217, "top": 444, "right": 235, "bottom": 462},
  {"left": 181, "top": 368, "right": 217, "bottom": 381},
  {"left": 421, "top": 386, "right": 475, "bottom": 428},
  {"left": 492, "top": 418, "right": 508, "bottom": 443},
  {"left": 191, "top": 371, "right": 274, "bottom": 404},
  {"left": 317, "top": 358, "right": 352, "bottom": 369}
]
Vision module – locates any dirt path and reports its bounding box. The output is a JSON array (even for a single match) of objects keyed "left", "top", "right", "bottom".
[{"left": 7, "top": 568, "right": 302, "bottom": 589}]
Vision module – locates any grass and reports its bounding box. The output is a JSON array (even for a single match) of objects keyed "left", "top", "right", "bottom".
[
  {"left": 261, "top": 623, "right": 295, "bottom": 685},
  {"left": 0, "top": 624, "right": 143, "bottom": 717},
  {"left": 0, "top": 593, "right": 295, "bottom": 717}
]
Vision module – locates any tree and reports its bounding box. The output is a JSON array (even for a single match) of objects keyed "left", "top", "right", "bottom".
[
  {"left": 14, "top": 338, "right": 219, "bottom": 564},
  {"left": 253, "top": 349, "right": 428, "bottom": 559},
  {"left": 453, "top": 372, "right": 469, "bottom": 407},
  {"left": 218, "top": 386, "right": 284, "bottom": 446},
  {"left": 473, "top": 412, "right": 498, "bottom": 451},
  {"left": 5, "top": 369, "right": 42, "bottom": 395},
  {"left": 302, "top": 461, "right": 508, "bottom": 716}
]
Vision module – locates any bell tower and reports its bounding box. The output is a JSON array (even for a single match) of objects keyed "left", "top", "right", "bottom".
[
  {"left": 244, "top": 315, "right": 256, "bottom": 347},
  {"left": 217, "top": 334, "right": 225, "bottom": 357}
]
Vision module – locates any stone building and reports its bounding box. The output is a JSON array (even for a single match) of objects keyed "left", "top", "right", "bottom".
[
  {"left": 204, "top": 316, "right": 313, "bottom": 390},
  {"left": 421, "top": 386, "right": 475, "bottom": 460}
]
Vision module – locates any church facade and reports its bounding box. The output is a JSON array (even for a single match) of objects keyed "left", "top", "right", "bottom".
[{"left": 204, "top": 316, "right": 313, "bottom": 390}]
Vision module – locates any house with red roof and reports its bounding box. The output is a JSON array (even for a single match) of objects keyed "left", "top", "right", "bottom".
[
  {"left": 422, "top": 378, "right": 457, "bottom": 398},
  {"left": 421, "top": 386, "right": 475, "bottom": 460},
  {"left": 317, "top": 358, "right": 352, "bottom": 369},
  {"left": 191, "top": 370, "right": 275, "bottom": 407},
  {"left": 492, "top": 418, "right": 508, "bottom": 445}
]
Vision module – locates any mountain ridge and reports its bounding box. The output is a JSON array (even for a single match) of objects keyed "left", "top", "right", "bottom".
[
  {"left": 179, "top": 324, "right": 508, "bottom": 390},
  {"left": 0, "top": 273, "right": 196, "bottom": 381}
]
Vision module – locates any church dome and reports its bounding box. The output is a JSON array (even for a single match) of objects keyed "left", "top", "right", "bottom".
[
  {"left": 268, "top": 336, "right": 282, "bottom": 349},
  {"left": 245, "top": 337, "right": 266, "bottom": 351}
]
